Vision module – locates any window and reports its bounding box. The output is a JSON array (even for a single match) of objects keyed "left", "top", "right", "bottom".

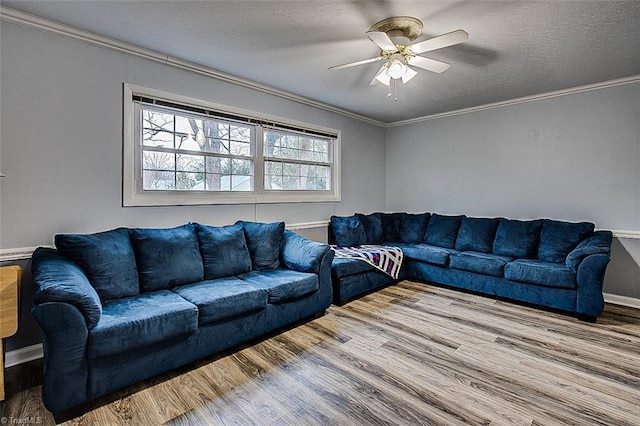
[{"left": 123, "top": 84, "right": 341, "bottom": 206}]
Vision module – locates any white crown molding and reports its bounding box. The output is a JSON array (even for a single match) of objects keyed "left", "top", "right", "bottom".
[
  {"left": 386, "top": 75, "right": 640, "bottom": 127},
  {"left": 0, "top": 6, "right": 385, "bottom": 128}
]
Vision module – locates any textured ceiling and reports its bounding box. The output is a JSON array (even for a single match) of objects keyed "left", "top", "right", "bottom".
[{"left": 2, "top": 1, "right": 639, "bottom": 123}]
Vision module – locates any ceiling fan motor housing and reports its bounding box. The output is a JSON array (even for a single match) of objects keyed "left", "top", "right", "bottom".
[{"left": 369, "top": 16, "right": 424, "bottom": 44}]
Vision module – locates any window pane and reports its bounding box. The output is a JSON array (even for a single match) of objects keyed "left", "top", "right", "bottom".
[
  {"left": 143, "top": 170, "right": 175, "bottom": 190},
  {"left": 143, "top": 151, "right": 175, "bottom": 171},
  {"left": 230, "top": 141, "right": 251, "bottom": 156},
  {"left": 143, "top": 110, "right": 174, "bottom": 132},
  {"left": 143, "top": 130, "right": 174, "bottom": 149},
  {"left": 176, "top": 172, "right": 205, "bottom": 190},
  {"left": 177, "top": 154, "right": 205, "bottom": 172}
]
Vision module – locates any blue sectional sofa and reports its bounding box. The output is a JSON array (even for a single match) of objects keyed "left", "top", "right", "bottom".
[
  {"left": 31, "top": 221, "right": 334, "bottom": 417},
  {"left": 329, "top": 212, "right": 612, "bottom": 321}
]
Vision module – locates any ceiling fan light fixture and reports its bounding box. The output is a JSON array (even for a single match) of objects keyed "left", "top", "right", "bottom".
[
  {"left": 387, "top": 57, "right": 406, "bottom": 79},
  {"left": 374, "top": 67, "right": 391, "bottom": 86},
  {"left": 401, "top": 66, "right": 417, "bottom": 84}
]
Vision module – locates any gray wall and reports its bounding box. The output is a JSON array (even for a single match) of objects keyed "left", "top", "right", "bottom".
[
  {"left": 0, "top": 21, "right": 387, "bottom": 352},
  {"left": 386, "top": 81, "right": 640, "bottom": 299}
]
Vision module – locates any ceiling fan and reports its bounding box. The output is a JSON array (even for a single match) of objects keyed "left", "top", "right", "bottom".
[{"left": 329, "top": 16, "right": 468, "bottom": 90}]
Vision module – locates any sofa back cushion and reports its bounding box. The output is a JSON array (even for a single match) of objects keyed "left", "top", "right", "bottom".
[
  {"left": 356, "top": 213, "right": 384, "bottom": 245},
  {"left": 330, "top": 215, "right": 366, "bottom": 246},
  {"left": 455, "top": 217, "right": 500, "bottom": 253},
  {"left": 378, "top": 212, "right": 405, "bottom": 242},
  {"left": 55, "top": 228, "right": 139, "bottom": 301},
  {"left": 424, "top": 214, "right": 465, "bottom": 248},
  {"left": 537, "top": 219, "right": 595, "bottom": 263},
  {"left": 399, "top": 213, "right": 430, "bottom": 243},
  {"left": 493, "top": 219, "right": 543, "bottom": 258},
  {"left": 196, "top": 223, "right": 252, "bottom": 279},
  {"left": 238, "top": 221, "right": 285, "bottom": 270},
  {"left": 130, "top": 224, "right": 204, "bottom": 292}
]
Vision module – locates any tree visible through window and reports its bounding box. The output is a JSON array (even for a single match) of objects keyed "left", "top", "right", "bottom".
[
  {"left": 141, "top": 106, "right": 253, "bottom": 191},
  {"left": 123, "top": 84, "right": 340, "bottom": 206},
  {"left": 264, "top": 129, "right": 331, "bottom": 191}
]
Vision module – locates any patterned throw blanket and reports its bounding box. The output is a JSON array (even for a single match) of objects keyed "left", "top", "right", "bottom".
[{"left": 332, "top": 245, "right": 404, "bottom": 280}]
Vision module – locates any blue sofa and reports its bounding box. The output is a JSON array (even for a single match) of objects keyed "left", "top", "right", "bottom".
[
  {"left": 31, "top": 221, "right": 334, "bottom": 417},
  {"left": 329, "top": 212, "right": 612, "bottom": 320}
]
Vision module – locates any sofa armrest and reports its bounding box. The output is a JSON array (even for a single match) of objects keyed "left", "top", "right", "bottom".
[
  {"left": 32, "top": 247, "right": 102, "bottom": 329},
  {"left": 32, "top": 302, "right": 90, "bottom": 413},
  {"left": 575, "top": 253, "right": 610, "bottom": 318},
  {"left": 281, "top": 230, "right": 331, "bottom": 274},
  {"left": 566, "top": 230, "right": 613, "bottom": 272}
]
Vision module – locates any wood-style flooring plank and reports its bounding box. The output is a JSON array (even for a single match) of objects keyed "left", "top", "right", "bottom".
[{"left": 2, "top": 280, "right": 639, "bottom": 425}]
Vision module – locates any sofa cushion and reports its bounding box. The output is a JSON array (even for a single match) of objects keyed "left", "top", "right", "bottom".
[
  {"left": 281, "top": 230, "right": 331, "bottom": 274},
  {"left": 32, "top": 248, "right": 103, "bottom": 329},
  {"left": 55, "top": 228, "right": 139, "bottom": 301},
  {"left": 173, "top": 277, "right": 267, "bottom": 325},
  {"left": 356, "top": 213, "right": 384, "bottom": 245},
  {"left": 537, "top": 220, "right": 595, "bottom": 264},
  {"left": 392, "top": 243, "right": 456, "bottom": 266},
  {"left": 399, "top": 213, "right": 430, "bottom": 243},
  {"left": 330, "top": 215, "right": 366, "bottom": 246},
  {"left": 493, "top": 219, "right": 543, "bottom": 259},
  {"left": 239, "top": 269, "right": 319, "bottom": 304},
  {"left": 196, "top": 223, "right": 252, "bottom": 279},
  {"left": 130, "top": 224, "right": 204, "bottom": 292},
  {"left": 455, "top": 217, "right": 500, "bottom": 253},
  {"left": 449, "top": 251, "right": 513, "bottom": 277},
  {"left": 88, "top": 290, "right": 198, "bottom": 359},
  {"left": 331, "top": 257, "right": 377, "bottom": 278},
  {"left": 424, "top": 214, "right": 464, "bottom": 248},
  {"left": 379, "top": 212, "right": 405, "bottom": 243},
  {"left": 565, "top": 231, "right": 613, "bottom": 272},
  {"left": 238, "top": 221, "right": 285, "bottom": 270},
  {"left": 505, "top": 259, "right": 576, "bottom": 288}
]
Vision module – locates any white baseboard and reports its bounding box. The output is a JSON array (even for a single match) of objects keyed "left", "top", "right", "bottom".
[
  {"left": 603, "top": 293, "right": 640, "bottom": 309},
  {"left": 5, "top": 343, "right": 43, "bottom": 367}
]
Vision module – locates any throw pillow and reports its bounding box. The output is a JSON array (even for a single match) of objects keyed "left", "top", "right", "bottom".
[
  {"left": 196, "top": 223, "right": 252, "bottom": 279},
  {"left": 455, "top": 217, "right": 500, "bottom": 253},
  {"left": 237, "top": 221, "right": 285, "bottom": 270},
  {"left": 399, "top": 213, "right": 430, "bottom": 243},
  {"left": 424, "top": 214, "right": 465, "bottom": 248},
  {"left": 330, "top": 215, "right": 366, "bottom": 246},
  {"left": 130, "top": 224, "right": 204, "bottom": 292},
  {"left": 356, "top": 213, "right": 384, "bottom": 244},
  {"left": 493, "top": 219, "right": 543, "bottom": 258},
  {"left": 55, "top": 227, "right": 139, "bottom": 301},
  {"left": 538, "top": 219, "right": 595, "bottom": 263}
]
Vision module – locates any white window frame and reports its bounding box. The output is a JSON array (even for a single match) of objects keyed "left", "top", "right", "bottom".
[{"left": 123, "top": 84, "right": 341, "bottom": 206}]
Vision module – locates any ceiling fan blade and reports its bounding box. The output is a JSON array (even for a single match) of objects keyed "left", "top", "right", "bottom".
[
  {"left": 328, "top": 56, "right": 383, "bottom": 71},
  {"left": 410, "top": 29, "right": 468, "bottom": 54},
  {"left": 366, "top": 31, "right": 397, "bottom": 52},
  {"left": 408, "top": 56, "right": 451, "bottom": 73}
]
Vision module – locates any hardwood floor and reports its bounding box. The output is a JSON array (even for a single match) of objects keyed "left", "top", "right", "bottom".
[{"left": 2, "top": 280, "right": 639, "bottom": 425}]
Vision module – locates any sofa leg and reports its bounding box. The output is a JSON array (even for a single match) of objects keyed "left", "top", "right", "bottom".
[
  {"left": 577, "top": 314, "right": 597, "bottom": 323},
  {"left": 53, "top": 401, "right": 91, "bottom": 424}
]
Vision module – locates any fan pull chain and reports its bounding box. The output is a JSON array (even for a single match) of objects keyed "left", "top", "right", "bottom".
[{"left": 394, "top": 78, "right": 398, "bottom": 102}]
